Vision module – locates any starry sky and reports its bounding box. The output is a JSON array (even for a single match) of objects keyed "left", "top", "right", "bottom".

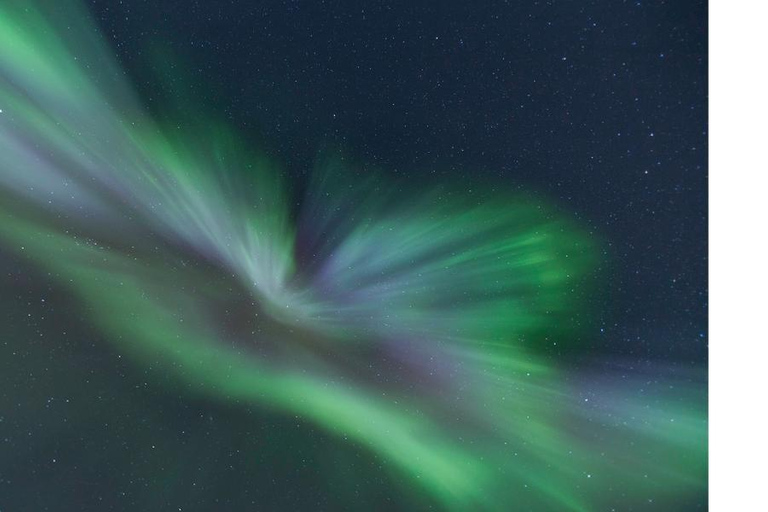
[
  {"left": 0, "top": 0, "right": 707, "bottom": 511},
  {"left": 92, "top": 0, "right": 707, "bottom": 361}
]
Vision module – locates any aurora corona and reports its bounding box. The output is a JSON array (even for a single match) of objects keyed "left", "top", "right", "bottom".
[{"left": 0, "top": 1, "right": 706, "bottom": 510}]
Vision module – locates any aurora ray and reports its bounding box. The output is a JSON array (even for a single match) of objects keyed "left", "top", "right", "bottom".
[{"left": 0, "top": 1, "right": 706, "bottom": 510}]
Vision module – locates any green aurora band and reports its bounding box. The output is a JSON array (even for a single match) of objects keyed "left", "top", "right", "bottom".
[{"left": 0, "top": 1, "right": 706, "bottom": 510}]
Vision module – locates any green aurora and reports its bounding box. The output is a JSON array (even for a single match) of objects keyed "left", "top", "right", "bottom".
[{"left": 0, "top": 1, "right": 706, "bottom": 510}]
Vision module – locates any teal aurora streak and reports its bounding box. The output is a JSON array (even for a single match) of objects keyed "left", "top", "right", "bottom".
[{"left": 0, "top": 1, "right": 706, "bottom": 510}]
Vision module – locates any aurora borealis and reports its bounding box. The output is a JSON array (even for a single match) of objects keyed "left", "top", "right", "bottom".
[{"left": 0, "top": 1, "right": 707, "bottom": 510}]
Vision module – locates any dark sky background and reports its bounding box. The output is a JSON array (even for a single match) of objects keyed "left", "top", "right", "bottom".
[
  {"left": 89, "top": 0, "right": 708, "bottom": 363},
  {"left": 0, "top": 1, "right": 707, "bottom": 511}
]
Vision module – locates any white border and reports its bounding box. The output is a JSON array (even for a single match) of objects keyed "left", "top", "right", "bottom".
[{"left": 709, "top": 0, "right": 768, "bottom": 508}]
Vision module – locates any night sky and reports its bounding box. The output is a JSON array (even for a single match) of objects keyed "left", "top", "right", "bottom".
[
  {"left": 1, "top": 1, "right": 707, "bottom": 510},
  {"left": 92, "top": 0, "right": 708, "bottom": 360}
]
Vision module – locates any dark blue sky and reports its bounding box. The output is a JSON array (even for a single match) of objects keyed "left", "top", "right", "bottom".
[{"left": 90, "top": 0, "right": 708, "bottom": 363}]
